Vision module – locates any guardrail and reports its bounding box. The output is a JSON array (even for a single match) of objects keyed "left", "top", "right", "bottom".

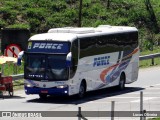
[
  {"left": 10, "top": 53, "right": 160, "bottom": 81},
  {"left": 11, "top": 74, "right": 24, "bottom": 81},
  {"left": 139, "top": 52, "right": 160, "bottom": 65},
  {"left": 139, "top": 53, "right": 160, "bottom": 60}
]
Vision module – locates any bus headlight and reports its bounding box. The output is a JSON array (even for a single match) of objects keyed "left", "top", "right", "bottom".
[
  {"left": 56, "top": 85, "right": 68, "bottom": 89},
  {"left": 24, "top": 83, "right": 32, "bottom": 87}
]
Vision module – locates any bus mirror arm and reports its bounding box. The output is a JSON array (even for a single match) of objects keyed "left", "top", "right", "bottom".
[{"left": 17, "top": 51, "right": 24, "bottom": 66}]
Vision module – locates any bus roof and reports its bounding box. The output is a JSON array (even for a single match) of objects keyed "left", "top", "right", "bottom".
[{"left": 29, "top": 25, "right": 138, "bottom": 42}]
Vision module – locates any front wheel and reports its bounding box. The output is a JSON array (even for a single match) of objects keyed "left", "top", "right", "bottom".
[
  {"left": 39, "top": 94, "right": 47, "bottom": 100},
  {"left": 78, "top": 82, "right": 86, "bottom": 99},
  {"left": 117, "top": 74, "right": 125, "bottom": 90}
]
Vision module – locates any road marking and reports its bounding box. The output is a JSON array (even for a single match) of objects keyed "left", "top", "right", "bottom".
[
  {"left": 87, "top": 101, "right": 127, "bottom": 104},
  {"left": 145, "top": 88, "right": 160, "bottom": 90},
  {"left": 88, "top": 99, "right": 160, "bottom": 104},
  {"left": 108, "top": 96, "right": 160, "bottom": 98},
  {"left": 124, "top": 92, "right": 160, "bottom": 95},
  {"left": 130, "top": 97, "right": 157, "bottom": 103},
  {"left": 145, "top": 83, "right": 160, "bottom": 88}
]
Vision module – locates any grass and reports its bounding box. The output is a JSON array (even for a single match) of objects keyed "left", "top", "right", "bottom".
[
  {"left": 13, "top": 79, "right": 24, "bottom": 90},
  {"left": 148, "top": 118, "right": 160, "bottom": 120},
  {"left": 140, "top": 46, "right": 160, "bottom": 56},
  {"left": 140, "top": 46, "right": 160, "bottom": 68},
  {"left": 139, "top": 57, "right": 160, "bottom": 68}
]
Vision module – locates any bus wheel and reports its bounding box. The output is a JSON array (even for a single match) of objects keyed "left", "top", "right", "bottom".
[
  {"left": 118, "top": 73, "right": 125, "bottom": 90},
  {"left": 78, "top": 82, "right": 86, "bottom": 98},
  {"left": 39, "top": 94, "right": 47, "bottom": 100}
]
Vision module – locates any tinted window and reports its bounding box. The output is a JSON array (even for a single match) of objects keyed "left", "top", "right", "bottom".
[
  {"left": 70, "top": 39, "right": 79, "bottom": 78},
  {"left": 79, "top": 31, "right": 138, "bottom": 58},
  {"left": 46, "top": 55, "right": 68, "bottom": 80},
  {"left": 80, "top": 37, "right": 97, "bottom": 58},
  {"left": 25, "top": 54, "right": 45, "bottom": 80}
]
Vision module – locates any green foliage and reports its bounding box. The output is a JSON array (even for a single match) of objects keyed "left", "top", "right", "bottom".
[
  {"left": 13, "top": 79, "right": 24, "bottom": 90},
  {"left": 1, "top": 0, "right": 160, "bottom": 71},
  {"left": 148, "top": 118, "right": 160, "bottom": 120},
  {"left": 25, "top": 8, "right": 46, "bottom": 21},
  {"left": 140, "top": 45, "right": 160, "bottom": 56},
  {"left": 140, "top": 46, "right": 160, "bottom": 68},
  {"left": 28, "top": 18, "right": 41, "bottom": 32},
  {"left": 0, "top": 0, "right": 160, "bottom": 52},
  {"left": 140, "top": 57, "right": 160, "bottom": 68},
  {"left": 8, "top": 24, "right": 29, "bottom": 29},
  {"left": 0, "top": 20, "right": 6, "bottom": 27},
  {"left": 115, "top": 17, "right": 129, "bottom": 26},
  {"left": 0, "top": 7, "right": 17, "bottom": 24},
  {"left": 0, "top": 62, "right": 24, "bottom": 76},
  {"left": 51, "top": 1, "right": 67, "bottom": 12}
]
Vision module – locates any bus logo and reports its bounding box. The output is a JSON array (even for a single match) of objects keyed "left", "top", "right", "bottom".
[
  {"left": 33, "top": 43, "right": 63, "bottom": 50},
  {"left": 28, "top": 42, "right": 32, "bottom": 49},
  {"left": 93, "top": 56, "right": 110, "bottom": 67}
]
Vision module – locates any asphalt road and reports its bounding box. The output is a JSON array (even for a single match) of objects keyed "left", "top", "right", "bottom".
[{"left": 0, "top": 66, "right": 160, "bottom": 120}]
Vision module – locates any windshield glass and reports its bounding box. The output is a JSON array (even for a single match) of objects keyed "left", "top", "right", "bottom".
[
  {"left": 25, "top": 54, "right": 45, "bottom": 80},
  {"left": 46, "top": 55, "right": 68, "bottom": 80},
  {"left": 24, "top": 53, "right": 68, "bottom": 81}
]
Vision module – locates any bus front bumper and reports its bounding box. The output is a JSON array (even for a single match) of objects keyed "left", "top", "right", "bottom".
[{"left": 24, "top": 86, "right": 69, "bottom": 96}]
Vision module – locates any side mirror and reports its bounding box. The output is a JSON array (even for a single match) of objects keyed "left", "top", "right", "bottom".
[
  {"left": 17, "top": 51, "right": 24, "bottom": 66},
  {"left": 66, "top": 52, "right": 72, "bottom": 67}
]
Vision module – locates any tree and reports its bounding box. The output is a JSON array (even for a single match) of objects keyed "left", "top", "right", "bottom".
[
  {"left": 144, "top": 0, "right": 159, "bottom": 33},
  {"left": 107, "top": 0, "right": 110, "bottom": 9},
  {"left": 78, "top": 0, "right": 82, "bottom": 27}
]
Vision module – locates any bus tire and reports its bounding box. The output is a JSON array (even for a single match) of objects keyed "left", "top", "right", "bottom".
[
  {"left": 118, "top": 73, "right": 125, "bottom": 90},
  {"left": 39, "top": 94, "right": 47, "bottom": 100},
  {"left": 78, "top": 81, "right": 86, "bottom": 98}
]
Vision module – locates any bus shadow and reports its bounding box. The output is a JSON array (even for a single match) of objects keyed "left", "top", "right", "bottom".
[{"left": 27, "top": 87, "right": 144, "bottom": 104}]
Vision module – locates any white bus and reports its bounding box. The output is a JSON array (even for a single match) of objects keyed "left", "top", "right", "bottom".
[{"left": 17, "top": 25, "right": 139, "bottom": 99}]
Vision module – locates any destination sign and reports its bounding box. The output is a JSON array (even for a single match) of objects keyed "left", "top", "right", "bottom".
[{"left": 27, "top": 41, "right": 70, "bottom": 53}]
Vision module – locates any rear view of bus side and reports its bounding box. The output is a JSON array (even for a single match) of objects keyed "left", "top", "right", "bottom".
[{"left": 20, "top": 25, "right": 139, "bottom": 99}]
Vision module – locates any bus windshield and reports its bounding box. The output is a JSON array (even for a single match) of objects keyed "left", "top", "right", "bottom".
[{"left": 24, "top": 53, "right": 68, "bottom": 81}]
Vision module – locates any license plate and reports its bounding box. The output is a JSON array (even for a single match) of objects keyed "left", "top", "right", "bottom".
[{"left": 41, "top": 90, "right": 48, "bottom": 93}]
